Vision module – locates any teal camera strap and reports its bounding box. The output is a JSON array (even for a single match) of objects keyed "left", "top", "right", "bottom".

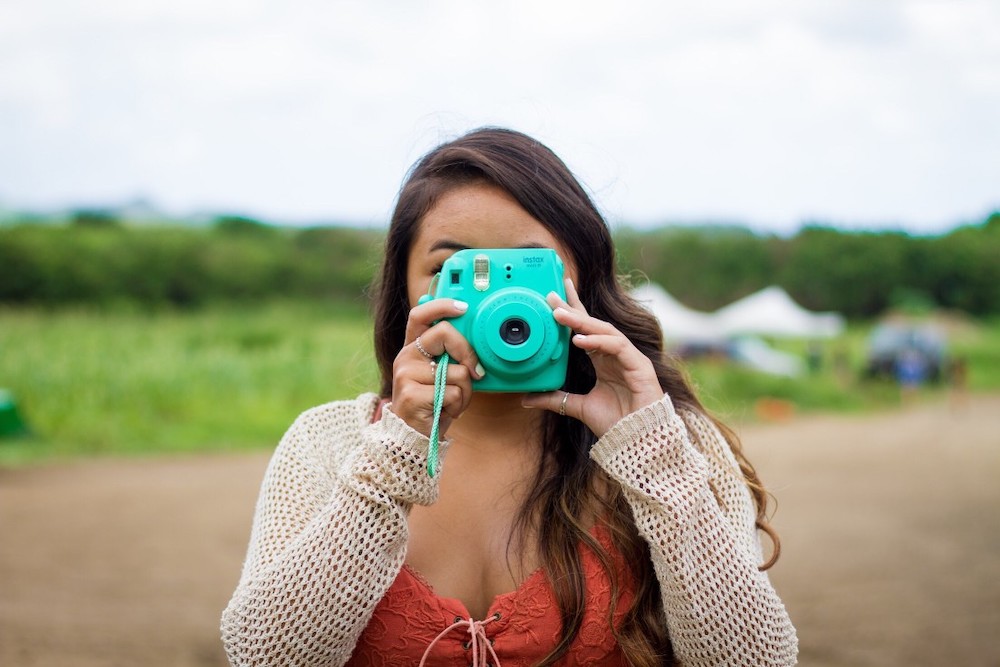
[
  {"left": 424, "top": 272, "right": 447, "bottom": 477},
  {"left": 427, "top": 350, "right": 449, "bottom": 477}
]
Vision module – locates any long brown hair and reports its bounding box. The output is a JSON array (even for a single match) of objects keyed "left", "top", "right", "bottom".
[{"left": 371, "top": 127, "right": 778, "bottom": 666}]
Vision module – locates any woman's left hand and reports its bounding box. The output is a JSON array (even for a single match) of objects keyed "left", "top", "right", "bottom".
[{"left": 521, "top": 278, "right": 665, "bottom": 437}]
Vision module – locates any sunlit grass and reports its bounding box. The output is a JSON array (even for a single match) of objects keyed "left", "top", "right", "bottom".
[
  {"left": 0, "top": 302, "right": 377, "bottom": 465},
  {"left": 1, "top": 304, "right": 998, "bottom": 466}
]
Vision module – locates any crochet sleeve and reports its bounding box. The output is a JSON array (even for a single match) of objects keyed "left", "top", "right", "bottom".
[
  {"left": 590, "top": 395, "right": 798, "bottom": 666},
  {"left": 220, "top": 396, "right": 445, "bottom": 667}
]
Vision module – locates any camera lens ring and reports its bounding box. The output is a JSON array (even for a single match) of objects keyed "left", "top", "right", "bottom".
[
  {"left": 474, "top": 291, "right": 551, "bottom": 366},
  {"left": 499, "top": 317, "right": 530, "bottom": 346}
]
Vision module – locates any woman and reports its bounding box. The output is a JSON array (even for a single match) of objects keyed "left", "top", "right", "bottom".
[{"left": 221, "top": 128, "right": 798, "bottom": 666}]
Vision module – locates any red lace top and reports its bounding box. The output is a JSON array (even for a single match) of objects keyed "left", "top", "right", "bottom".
[{"left": 346, "top": 523, "right": 636, "bottom": 666}]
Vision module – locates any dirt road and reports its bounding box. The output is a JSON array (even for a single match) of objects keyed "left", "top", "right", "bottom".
[{"left": 1, "top": 395, "right": 998, "bottom": 666}]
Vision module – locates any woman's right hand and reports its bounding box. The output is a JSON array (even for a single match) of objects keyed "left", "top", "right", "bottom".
[{"left": 392, "top": 298, "right": 484, "bottom": 438}]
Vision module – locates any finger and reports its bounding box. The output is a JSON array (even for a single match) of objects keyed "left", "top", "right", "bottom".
[
  {"left": 390, "top": 379, "right": 435, "bottom": 418},
  {"left": 440, "top": 362, "right": 474, "bottom": 391},
  {"left": 550, "top": 304, "right": 619, "bottom": 337},
  {"left": 414, "top": 321, "right": 484, "bottom": 379},
  {"left": 564, "top": 277, "right": 586, "bottom": 311},
  {"left": 545, "top": 280, "right": 618, "bottom": 337},
  {"left": 393, "top": 343, "right": 475, "bottom": 387},
  {"left": 521, "top": 390, "right": 579, "bottom": 419},
  {"left": 403, "top": 298, "right": 470, "bottom": 344},
  {"left": 402, "top": 358, "right": 474, "bottom": 386},
  {"left": 571, "top": 333, "right": 651, "bottom": 371},
  {"left": 545, "top": 290, "right": 568, "bottom": 311},
  {"left": 390, "top": 362, "right": 473, "bottom": 431},
  {"left": 442, "top": 384, "right": 472, "bottom": 420},
  {"left": 545, "top": 278, "right": 586, "bottom": 313}
]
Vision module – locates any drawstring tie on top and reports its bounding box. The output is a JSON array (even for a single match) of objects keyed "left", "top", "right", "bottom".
[{"left": 419, "top": 613, "right": 502, "bottom": 667}]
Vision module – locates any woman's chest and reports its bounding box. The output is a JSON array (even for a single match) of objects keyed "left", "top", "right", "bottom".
[
  {"left": 347, "top": 524, "right": 634, "bottom": 667},
  {"left": 406, "top": 494, "right": 539, "bottom": 620}
]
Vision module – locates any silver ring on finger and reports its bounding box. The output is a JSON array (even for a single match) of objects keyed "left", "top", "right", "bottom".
[
  {"left": 414, "top": 336, "right": 435, "bottom": 360},
  {"left": 559, "top": 391, "right": 570, "bottom": 417}
]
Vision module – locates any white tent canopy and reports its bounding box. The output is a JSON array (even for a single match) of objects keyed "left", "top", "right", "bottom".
[
  {"left": 631, "top": 282, "right": 726, "bottom": 345},
  {"left": 714, "top": 286, "right": 845, "bottom": 339},
  {"left": 632, "top": 282, "right": 845, "bottom": 345},
  {"left": 630, "top": 283, "right": 845, "bottom": 376}
]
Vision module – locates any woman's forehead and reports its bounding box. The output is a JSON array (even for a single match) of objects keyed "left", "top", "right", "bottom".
[{"left": 411, "top": 183, "right": 560, "bottom": 251}]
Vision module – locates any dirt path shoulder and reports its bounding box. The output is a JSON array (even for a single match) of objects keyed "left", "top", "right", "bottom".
[{"left": 1, "top": 395, "right": 998, "bottom": 667}]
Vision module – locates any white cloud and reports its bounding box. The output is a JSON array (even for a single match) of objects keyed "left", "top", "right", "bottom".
[{"left": 0, "top": 0, "right": 997, "bottom": 232}]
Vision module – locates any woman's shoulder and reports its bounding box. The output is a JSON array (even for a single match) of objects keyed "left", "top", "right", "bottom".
[
  {"left": 290, "top": 392, "right": 383, "bottom": 435},
  {"left": 276, "top": 393, "right": 382, "bottom": 463}
]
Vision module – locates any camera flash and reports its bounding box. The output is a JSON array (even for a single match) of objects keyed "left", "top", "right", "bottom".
[{"left": 474, "top": 254, "right": 490, "bottom": 291}]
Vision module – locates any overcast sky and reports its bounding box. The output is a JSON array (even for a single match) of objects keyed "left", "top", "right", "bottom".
[{"left": 1, "top": 0, "right": 998, "bottom": 234}]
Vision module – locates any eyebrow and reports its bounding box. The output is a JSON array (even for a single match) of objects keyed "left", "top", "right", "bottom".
[
  {"left": 427, "top": 239, "right": 550, "bottom": 253},
  {"left": 428, "top": 240, "right": 470, "bottom": 253}
]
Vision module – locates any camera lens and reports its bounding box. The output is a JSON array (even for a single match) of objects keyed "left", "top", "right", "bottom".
[{"left": 499, "top": 317, "right": 530, "bottom": 345}]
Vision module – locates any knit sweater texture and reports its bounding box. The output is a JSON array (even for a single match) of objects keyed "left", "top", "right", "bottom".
[{"left": 221, "top": 393, "right": 798, "bottom": 666}]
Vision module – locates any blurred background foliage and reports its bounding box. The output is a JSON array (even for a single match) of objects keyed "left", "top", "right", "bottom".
[
  {"left": 614, "top": 211, "right": 1000, "bottom": 317},
  {"left": 2, "top": 210, "right": 997, "bottom": 317},
  {"left": 0, "top": 214, "right": 383, "bottom": 308}
]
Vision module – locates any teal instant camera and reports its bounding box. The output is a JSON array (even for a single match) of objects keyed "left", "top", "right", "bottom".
[{"left": 421, "top": 248, "right": 570, "bottom": 392}]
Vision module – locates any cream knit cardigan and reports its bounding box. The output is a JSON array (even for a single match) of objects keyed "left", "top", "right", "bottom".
[{"left": 221, "top": 393, "right": 798, "bottom": 666}]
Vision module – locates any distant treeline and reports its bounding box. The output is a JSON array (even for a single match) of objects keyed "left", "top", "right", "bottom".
[
  {"left": 2, "top": 211, "right": 999, "bottom": 318},
  {"left": 0, "top": 215, "right": 383, "bottom": 308},
  {"left": 616, "top": 212, "right": 1000, "bottom": 318}
]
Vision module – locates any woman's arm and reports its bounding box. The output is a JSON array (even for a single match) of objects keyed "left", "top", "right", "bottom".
[
  {"left": 220, "top": 396, "right": 444, "bottom": 667},
  {"left": 591, "top": 396, "right": 798, "bottom": 667}
]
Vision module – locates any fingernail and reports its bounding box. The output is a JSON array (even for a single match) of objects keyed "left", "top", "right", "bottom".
[
  {"left": 574, "top": 333, "right": 587, "bottom": 341},
  {"left": 453, "top": 300, "right": 468, "bottom": 312},
  {"left": 475, "top": 363, "right": 486, "bottom": 378},
  {"left": 552, "top": 307, "right": 568, "bottom": 319}
]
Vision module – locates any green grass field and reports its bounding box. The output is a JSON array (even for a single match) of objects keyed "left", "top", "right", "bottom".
[
  {"left": 0, "top": 302, "right": 377, "bottom": 465},
  {"left": 2, "top": 303, "right": 998, "bottom": 466}
]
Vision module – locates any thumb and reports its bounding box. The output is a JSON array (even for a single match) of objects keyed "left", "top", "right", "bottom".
[{"left": 522, "top": 390, "right": 575, "bottom": 418}]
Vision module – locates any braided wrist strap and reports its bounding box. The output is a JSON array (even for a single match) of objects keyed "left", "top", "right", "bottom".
[{"left": 427, "top": 351, "right": 450, "bottom": 477}]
